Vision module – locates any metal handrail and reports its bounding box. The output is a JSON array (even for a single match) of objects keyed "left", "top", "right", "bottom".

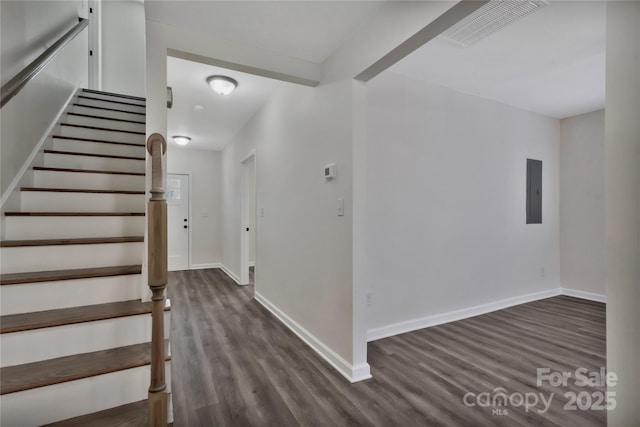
[{"left": 0, "top": 18, "right": 88, "bottom": 109}]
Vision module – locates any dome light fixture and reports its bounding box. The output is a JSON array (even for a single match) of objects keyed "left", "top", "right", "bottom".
[
  {"left": 206, "top": 75, "right": 238, "bottom": 96},
  {"left": 172, "top": 135, "right": 191, "bottom": 146}
]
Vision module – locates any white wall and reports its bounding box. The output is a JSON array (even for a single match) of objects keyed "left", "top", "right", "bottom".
[
  {"left": 1, "top": 0, "right": 87, "bottom": 197},
  {"left": 220, "top": 77, "right": 357, "bottom": 376},
  {"left": 167, "top": 146, "right": 222, "bottom": 268},
  {"left": 605, "top": 2, "right": 640, "bottom": 424},
  {"left": 559, "top": 110, "right": 605, "bottom": 297},
  {"left": 145, "top": 1, "right": 462, "bottom": 382},
  {"left": 365, "top": 72, "right": 560, "bottom": 337},
  {"left": 101, "top": 0, "right": 145, "bottom": 96},
  {"left": 0, "top": 0, "right": 85, "bottom": 83}
]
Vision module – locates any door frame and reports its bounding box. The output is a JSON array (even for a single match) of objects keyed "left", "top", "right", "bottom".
[
  {"left": 87, "top": 0, "right": 102, "bottom": 90},
  {"left": 167, "top": 172, "right": 192, "bottom": 270},
  {"left": 240, "top": 150, "right": 256, "bottom": 285}
]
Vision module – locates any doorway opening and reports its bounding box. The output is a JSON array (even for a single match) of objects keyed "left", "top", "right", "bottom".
[{"left": 240, "top": 151, "right": 256, "bottom": 288}]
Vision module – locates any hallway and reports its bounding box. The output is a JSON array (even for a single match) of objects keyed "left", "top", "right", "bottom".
[{"left": 168, "top": 269, "right": 606, "bottom": 426}]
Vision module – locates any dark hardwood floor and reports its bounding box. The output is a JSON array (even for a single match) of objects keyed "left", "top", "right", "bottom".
[{"left": 168, "top": 269, "right": 606, "bottom": 426}]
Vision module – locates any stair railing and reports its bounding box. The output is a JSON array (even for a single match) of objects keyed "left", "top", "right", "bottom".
[
  {"left": 0, "top": 18, "right": 88, "bottom": 109},
  {"left": 146, "top": 133, "right": 168, "bottom": 426}
]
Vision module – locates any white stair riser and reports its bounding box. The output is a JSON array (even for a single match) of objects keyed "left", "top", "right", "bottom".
[
  {"left": 52, "top": 138, "right": 146, "bottom": 158},
  {"left": 21, "top": 192, "right": 144, "bottom": 212},
  {"left": 1, "top": 311, "right": 170, "bottom": 366},
  {"left": 80, "top": 91, "right": 146, "bottom": 107},
  {"left": 0, "top": 361, "right": 171, "bottom": 426},
  {"left": 0, "top": 242, "right": 143, "bottom": 274},
  {"left": 72, "top": 105, "right": 145, "bottom": 122},
  {"left": 77, "top": 97, "right": 146, "bottom": 114},
  {"left": 0, "top": 275, "right": 142, "bottom": 315},
  {"left": 34, "top": 170, "right": 145, "bottom": 191},
  {"left": 44, "top": 153, "right": 145, "bottom": 173},
  {"left": 4, "top": 216, "right": 145, "bottom": 240},
  {"left": 61, "top": 125, "right": 145, "bottom": 145},
  {"left": 67, "top": 114, "right": 145, "bottom": 133}
]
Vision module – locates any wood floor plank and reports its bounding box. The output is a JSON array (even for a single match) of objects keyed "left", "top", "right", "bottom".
[{"left": 168, "top": 269, "right": 606, "bottom": 427}]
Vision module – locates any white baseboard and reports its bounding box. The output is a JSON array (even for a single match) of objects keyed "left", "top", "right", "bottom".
[
  {"left": 560, "top": 288, "right": 607, "bottom": 303},
  {"left": 219, "top": 264, "right": 241, "bottom": 285},
  {"left": 367, "top": 287, "right": 608, "bottom": 342},
  {"left": 255, "top": 292, "right": 371, "bottom": 383},
  {"left": 1, "top": 88, "right": 79, "bottom": 210},
  {"left": 190, "top": 263, "right": 221, "bottom": 270},
  {"left": 367, "top": 288, "right": 562, "bottom": 342}
]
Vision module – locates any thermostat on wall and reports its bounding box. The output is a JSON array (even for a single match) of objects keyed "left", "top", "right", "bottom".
[{"left": 324, "top": 163, "right": 336, "bottom": 180}]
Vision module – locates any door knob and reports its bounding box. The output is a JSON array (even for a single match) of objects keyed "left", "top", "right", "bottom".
[
  {"left": 184, "top": 225, "right": 188, "bottom": 229},
  {"left": 184, "top": 219, "right": 187, "bottom": 222}
]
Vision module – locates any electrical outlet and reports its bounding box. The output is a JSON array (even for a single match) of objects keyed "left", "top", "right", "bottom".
[{"left": 366, "top": 291, "right": 374, "bottom": 307}]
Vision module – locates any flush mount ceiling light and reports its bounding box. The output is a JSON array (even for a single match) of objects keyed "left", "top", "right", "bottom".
[
  {"left": 206, "top": 75, "right": 238, "bottom": 96},
  {"left": 172, "top": 135, "right": 191, "bottom": 146}
]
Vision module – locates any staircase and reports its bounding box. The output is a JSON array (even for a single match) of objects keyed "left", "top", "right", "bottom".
[{"left": 0, "top": 89, "right": 171, "bottom": 426}]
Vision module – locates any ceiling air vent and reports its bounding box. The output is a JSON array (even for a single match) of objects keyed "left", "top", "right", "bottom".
[{"left": 441, "top": 0, "right": 549, "bottom": 47}]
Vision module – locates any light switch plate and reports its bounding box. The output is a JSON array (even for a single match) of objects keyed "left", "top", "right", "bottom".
[{"left": 337, "top": 198, "right": 344, "bottom": 216}]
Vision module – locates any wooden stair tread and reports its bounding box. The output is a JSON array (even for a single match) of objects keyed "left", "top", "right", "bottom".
[
  {"left": 0, "top": 299, "right": 170, "bottom": 334},
  {"left": 43, "top": 149, "right": 145, "bottom": 161},
  {"left": 33, "top": 166, "right": 145, "bottom": 176},
  {"left": 0, "top": 236, "right": 143, "bottom": 247},
  {"left": 67, "top": 112, "right": 145, "bottom": 125},
  {"left": 78, "top": 95, "right": 147, "bottom": 109},
  {"left": 44, "top": 400, "right": 148, "bottom": 427},
  {"left": 20, "top": 187, "right": 144, "bottom": 194},
  {"left": 5, "top": 212, "right": 145, "bottom": 217},
  {"left": 61, "top": 123, "right": 145, "bottom": 136},
  {"left": 73, "top": 103, "right": 146, "bottom": 117},
  {"left": 53, "top": 135, "right": 146, "bottom": 147},
  {"left": 0, "top": 340, "right": 170, "bottom": 395},
  {"left": 43, "top": 399, "right": 174, "bottom": 427},
  {"left": 0, "top": 265, "right": 142, "bottom": 286},
  {"left": 81, "top": 89, "right": 146, "bottom": 103}
]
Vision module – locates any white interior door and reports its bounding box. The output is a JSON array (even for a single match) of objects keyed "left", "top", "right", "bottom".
[{"left": 167, "top": 173, "right": 190, "bottom": 271}]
